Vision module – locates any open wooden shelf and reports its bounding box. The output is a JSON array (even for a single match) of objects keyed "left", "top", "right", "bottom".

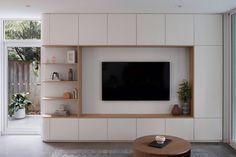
[
  {"left": 41, "top": 63, "right": 77, "bottom": 65},
  {"left": 42, "top": 45, "right": 78, "bottom": 48},
  {"left": 42, "top": 97, "right": 79, "bottom": 101},
  {"left": 42, "top": 80, "right": 78, "bottom": 83},
  {"left": 78, "top": 114, "right": 193, "bottom": 119},
  {"left": 42, "top": 114, "right": 78, "bottom": 118}
]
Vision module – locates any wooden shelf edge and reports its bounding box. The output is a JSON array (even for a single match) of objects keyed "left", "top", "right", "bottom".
[
  {"left": 41, "top": 97, "right": 79, "bottom": 100},
  {"left": 78, "top": 114, "right": 193, "bottom": 119},
  {"left": 42, "top": 114, "right": 78, "bottom": 118},
  {"left": 42, "top": 45, "right": 79, "bottom": 48},
  {"left": 42, "top": 80, "right": 78, "bottom": 83},
  {"left": 41, "top": 63, "right": 77, "bottom": 65}
]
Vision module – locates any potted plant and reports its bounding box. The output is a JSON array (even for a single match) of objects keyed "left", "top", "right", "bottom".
[
  {"left": 8, "top": 92, "right": 32, "bottom": 119},
  {"left": 177, "top": 80, "right": 191, "bottom": 115}
]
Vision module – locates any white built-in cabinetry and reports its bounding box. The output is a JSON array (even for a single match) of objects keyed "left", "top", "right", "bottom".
[
  {"left": 108, "top": 14, "right": 137, "bottom": 45},
  {"left": 166, "top": 119, "right": 194, "bottom": 140},
  {"left": 194, "top": 118, "right": 222, "bottom": 140},
  {"left": 42, "top": 14, "right": 78, "bottom": 45},
  {"left": 48, "top": 118, "right": 79, "bottom": 141},
  {"left": 108, "top": 119, "right": 137, "bottom": 140},
  {"left": 79, "top": 119, "right": 108, "bottom": 141},
  {"left": 194, "top": 15, "right": 223, "bottom": 45},
  {"left": 137, "top": 14, "right": 165, "bottom": 45},
  {"left": 136, "top": 119, "right": 165, "bottom": 137},
  {"left": 194, "top": 46, "right": 222, "bottom": 118},
  {"left": 166, "top": 14, "right": 194, "bottom": 45},
  {"left": 193, "top": 14, "right": 223, "bottom": 141},
  {"left": 79, "top": 14, "right": 107, "bottom": 45},
  {"left": 41, "top": 13, "right": 223, "bottom": 142}
]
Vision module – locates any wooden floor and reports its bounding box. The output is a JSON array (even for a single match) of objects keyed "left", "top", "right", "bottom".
[{"left": 0, "top": 135, "right": 235, "bottom": 157}]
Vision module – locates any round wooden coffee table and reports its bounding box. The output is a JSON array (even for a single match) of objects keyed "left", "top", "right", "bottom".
[{"left": 133, "top": 135, "right": 191, "bottom": 157}]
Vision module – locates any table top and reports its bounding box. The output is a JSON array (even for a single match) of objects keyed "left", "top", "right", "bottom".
[{"left": 133, "top": 135, "right": 192, "bottom": 156}]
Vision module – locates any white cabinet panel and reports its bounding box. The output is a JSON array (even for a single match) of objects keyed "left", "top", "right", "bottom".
[
  {"left": 79, "top": 119, "right": 108, "bottom": 140},
  {"left": 50, "top": 14, "right": 78, "bottom": 45},
  {"left": 195, "top": 15, "right": 223, "bottom": 45},
  {"left": 49, "top": 118, "right": 79, "bottom": 141},
  {"left": 108, "top": 119, "right": 136, "bottom": 140},
  {"left": 166, "top": 119, "right": 193, "bottom": 140},
  {"left": 41, "top": 118, "right": 50, "bottom": 141},
  {"left": 137, "top": 119, "right": 165, "bottom": 137},
  {"left": 194, "top": 46, "right": 223, "bottom": 118},
  {"left": 42, "top": 14, "right": 50, "bottom": 45},
  {"left": 137, "top": 14, "right": 165, "bottom": 45},
  {"left": 166, "top": 15, "right": 194, "bottom": 45},
  {"left": 194, "top": 118, "right": 222, "bottom": 141},
  {"left": 108, "top": 14, "right": 136, "bottom": 45},
  {"left": 79, "top": 14, "right": 107, "bottom": 45}
]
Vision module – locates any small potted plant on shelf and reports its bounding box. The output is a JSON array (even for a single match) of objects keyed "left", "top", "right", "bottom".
[
  {"left": 177, "top": 80, "right": 191, "bottom": 115},
  {"left": 8, "top": 92, "right": 32, "bottom": 119}
]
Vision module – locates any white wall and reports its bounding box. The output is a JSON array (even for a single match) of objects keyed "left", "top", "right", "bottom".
[
  {"left": 0, "top": 19, "right": 3, "bottom": 133},
  {"left": 82, "top": 47, "right": 189, "bottom": 114}
]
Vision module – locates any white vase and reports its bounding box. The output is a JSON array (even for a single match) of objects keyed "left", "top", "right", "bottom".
[{"left": 14, "top": 108, "right": 26, "bottom": 119}]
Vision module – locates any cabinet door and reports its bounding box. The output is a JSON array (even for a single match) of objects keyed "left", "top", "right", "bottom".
[
  {"left": 108, "top": 14, "right": 136, "bottom": 45},
  {"left": 50, "top": 14, "right": 78, "bottom": 45},
  {"left": 108, "top": 119, "right": 136, "bottom": 140},
  {"left": 42, "top": 14, "right": 50, "bottom": 45},
  {"left": 166, "top": 119, "right": 193, "bottom": 140},
  {"left": 137, "top": 14, "right": 165, "bottom": 45},
  {"left": 49, "top": 118, "right": 79, "bottom": 141},
  {"left": 194, "top": 46, "right": 222, "bottom": 118},
  {"left": 137, "top": 119, "right": 165, "bottom": 137},
  {"left": 194, "top": 15, "right": 222, "bottom": 45},
  {"left": 166, "top": 15, "right": 194, "bottom": 45},
  {"left": 194, "top": 118, "right": 222, "bottom": 141},
  {"left": 79, "top": 14, "right": 107, "bottom": 45},
  {"left": 41, "top": 118, "right": 50, "bottom": 141},
  {"left": 79, "top": 119, "right": 108, "bottom": 140}
]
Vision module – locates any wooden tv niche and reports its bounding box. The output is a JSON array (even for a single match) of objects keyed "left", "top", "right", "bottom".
[{"left": 42, "top": 45, "right": 194, "bottom": 119}]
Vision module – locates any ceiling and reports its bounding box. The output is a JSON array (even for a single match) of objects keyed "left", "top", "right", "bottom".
[{"left": 0, "top": 0, "right": 236, "bottom": 18}]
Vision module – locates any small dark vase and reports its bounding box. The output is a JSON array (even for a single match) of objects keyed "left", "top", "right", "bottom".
[{"left": 171, "top": 104, "right": 182, "bottom": 116}]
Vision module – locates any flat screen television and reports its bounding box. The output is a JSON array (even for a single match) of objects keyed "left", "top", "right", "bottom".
[{"left": 102, "top": 62, "right": 170, "bottom": 101}]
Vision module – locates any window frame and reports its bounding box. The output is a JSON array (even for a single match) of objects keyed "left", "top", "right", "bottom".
[
  {"left": 1, "top": 18, "right": 42, "bottom": 135},
  {"left": 3, "top": 19, "right": 41, "bottom": 41}
]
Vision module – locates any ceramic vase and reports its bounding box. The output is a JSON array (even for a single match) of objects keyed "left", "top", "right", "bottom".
[
  {"left": 171, "top": 104, "right": 182, "bottom": 116},
  {"left": 182, "top": 102, "right": 189, "bottom": 115}
]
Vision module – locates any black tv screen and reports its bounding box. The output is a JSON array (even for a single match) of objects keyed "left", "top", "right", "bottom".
[{"left": 102, "top": 62, "right": 170, "bottom": 101}]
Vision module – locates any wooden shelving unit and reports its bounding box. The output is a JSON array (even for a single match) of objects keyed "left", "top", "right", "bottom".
[
  {"left": 41, "top": 46, "right": 82, "bottom": 118},
  {"left": 41, "top": 45, "right": 194, "bottom": 119}
]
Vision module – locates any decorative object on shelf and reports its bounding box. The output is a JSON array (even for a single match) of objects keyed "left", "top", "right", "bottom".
[
  {"left": 51, "top": 56, "right": 56, "bottom": 63},
  {"left": 51, "top": 72, "right": 61, "bottom": 81},
  {"left": 177, "top": 80, "right": 191, "bottom": 115},
  {"left": 155, "top": 136, "right": 166, "bottom": 144},
  {"left": 72, "top": 88, "right": 78, "bottom": 99},
  {"left": 63, "top": 91, "right": 72, "bottom": 99},
  {"left": 67, "top": 50, "right": 76, "bottom": 63},
  {"left": 53, "top": 104, "right": 70, "bottom": 116},
  {"left": 68, "top": 68, "right": 73, "bottom": 81},
  {"left": 171, "top": 104, "right": 182, "bottom": 116},
  {"left": 46, "top": 57, "right": 50, "bottom": 63},
  {"left": 8, "top": 92, "right": 32, "bottom": 119}
]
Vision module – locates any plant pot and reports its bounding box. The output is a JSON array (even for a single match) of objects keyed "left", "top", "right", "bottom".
[
  {"left": 181, "top": 102, "right": 189, "bottom": 115},
  {"left": 14, "top": 108, "right": 25, "bottom": 119}
]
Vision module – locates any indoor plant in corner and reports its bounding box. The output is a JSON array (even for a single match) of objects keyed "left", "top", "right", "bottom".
[
  {"left": 177, "top": 80, "right": 191, "bottom": 115},
  {"left": 8, "top": 92, "right": 32, "bottom": 119}
]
